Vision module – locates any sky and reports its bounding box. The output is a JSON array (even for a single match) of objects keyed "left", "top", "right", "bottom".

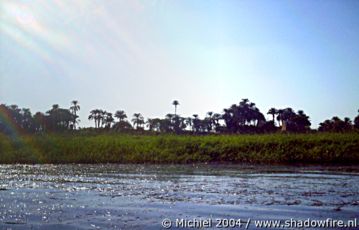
[{"left": 0, "top": 0, "right": 358, "bottom": 128}]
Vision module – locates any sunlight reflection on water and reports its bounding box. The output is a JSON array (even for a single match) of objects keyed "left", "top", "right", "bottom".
[{"left": 0, "top": 164, "right": 358, "bottom": 229}]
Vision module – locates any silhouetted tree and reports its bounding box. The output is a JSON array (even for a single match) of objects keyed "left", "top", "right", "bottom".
[
  {"left": 88, "top": 109, "right": 106, "bottom": 128},
  {"left": 114, "top": 110, "right": 127, "bottom": 122},
  {"left": 267, "top": 108, "right": 278, "bottom": 125},
  {"left": 132, "top": 113, "right": 144, "bottom": 130},
  {"left": 88, "top": 109, "right": 99, "bottom": 128},
  {"left": 6, "top": 98, "right": 359, "bottom": 135},
  {"left": 222, "top": 99, "right": 265, "bottom": 133},
  {"left": 98, "top": 110, "right": 106, "bottom": 128},
  {"left": 319, "top": 116, "right": 351, "bottom": 132},
  {"left": 20, "top": 108, "right": 34, "bottom": 131},
  {"left": 172, "top": 100, "right": 179, "bottom": 116},
  {"left": 275, "top": 108, "right": 311, "bottom": 132},
  {"left": 192, "top": 114, "right": 201, "bottom": 133},
  {"left": 173, "top": 115, "right": 186, "bottom": 133},
  {"left": 46, "top": 105, "right": 75, "bottom": 131},
  {"left": 70, "top": 100, "right": 80, "bottom": 129},
  {"left": 291, "top": 110, "right": 311, "bottom": 132},
  {"left": 277, "top": 108, "right": 294, "bottom": 131},
  {"left": 33, "top": 112, "right": 46, "bottom": 132},
  {"left": 276, "top": 109, "right": 283, "bottom": 127},
  {"left": 185, "top": 117, "right": 193, "bottom": 131},
  {"left": 147, "top": 118, "right": 161, "bottom": 132},
  {"left": 161, "top": 113, "right": 186, "bottom": 133},
  {"left": 203, "top": 112, "right": 215, "bottom": 132},
  {"left": 212, "top": 113, "right": 222, "bottom": 132},
  {"left": 113, "top": 120, "right": 133, "bottom": 131},
  {"left": 9, "top": 104, "right": 23, "bottom": 128},
  {"left": 103, "top": 112, "right": 114, "bottom": 129},
  {"left": 159, "top": 118, "right": 172, "bottom": 133}
]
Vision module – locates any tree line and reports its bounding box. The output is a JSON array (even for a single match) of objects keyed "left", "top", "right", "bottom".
[{"left": 1, "top": 99, "right": 358, "bottom": 135}]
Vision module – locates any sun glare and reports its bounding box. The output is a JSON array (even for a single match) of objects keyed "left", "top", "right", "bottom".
[{"left": 0, "top": 1, "right": 69, "bottom": 63}]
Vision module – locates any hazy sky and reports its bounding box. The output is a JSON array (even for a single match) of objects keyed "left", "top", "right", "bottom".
[{"left": 1, "top": 0, "right": 358, "bottom": 127}]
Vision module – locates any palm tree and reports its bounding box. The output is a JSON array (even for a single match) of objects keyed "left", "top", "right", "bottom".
[
  {"left": 192, "top": 114, "right": 200, "bottom": 132},
  {"left": 146, "top": 118, "right": 161, "bottom": 131},
  {"left": 212, "top": 113, "right": 222, "bottom": 131},
  {"left": 70, "top": 100, "right": 80, "bottom": 116},
  {"left": 172, "top": 100, "right": 179, "bottom": 116},
  {"left": 137, "top": 119, "right": 145, "bottom": 129},
  {"left": 115, "top": 110, "right": 127, "bottom": 122},
  {"left": 276, "top": 109, "right": 284, "bottom": 127},
  {"left": 146, "top": 118, "right": 155, "bottom": 131},
  {"left": 88, "top": 109, "right": 99, "bottom": 128},
  {"left": 132, "top": 113, "right": 144, "bottom": 129},
  {"left": 70, "top": 100, "right": 80, "bottom": 129},
  {"left": 267, "top": 108, "right": 278, "bottom": 125},
  {"left": 88, "top": 109, "right": 104, "bottom": 128},
  {"left": 98, "top": 110, "right": 105, "bottom": 128},
  {"left": 206, "top": 112, "right": 214, "bottom": 131},
  {"left": 104, "top": 112, "right": 114, "bottom": 129}
]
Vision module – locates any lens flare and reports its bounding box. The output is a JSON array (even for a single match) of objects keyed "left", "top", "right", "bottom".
[
  {"left": 0, "top": 106, "right": 21, "bottom": 137},
  {"left": 0, "top": 1, "right": 69, "bottom": 65}
]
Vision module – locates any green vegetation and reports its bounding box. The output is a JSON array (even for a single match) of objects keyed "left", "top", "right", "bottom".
[
  {"left": 0, "top": 133, "right": 358, "bottom": 164},
  {"left": 1, "top": 100, "right": 358, "bottom": 165}
]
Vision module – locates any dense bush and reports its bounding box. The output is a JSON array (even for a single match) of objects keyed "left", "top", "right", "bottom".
[{"left": 0, "top": 133, "right": 358, "bottom": 164}]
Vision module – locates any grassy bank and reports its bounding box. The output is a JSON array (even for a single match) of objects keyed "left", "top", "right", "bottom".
[{"left": 0, "top": 133, "right": 358, "bottom": 164}]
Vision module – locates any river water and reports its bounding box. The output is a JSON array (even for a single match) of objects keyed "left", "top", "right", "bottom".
[{"left": 0, "top": 164, "right": 358, "bottom": 229}]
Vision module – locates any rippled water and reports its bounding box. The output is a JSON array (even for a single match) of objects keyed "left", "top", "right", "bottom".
[{"left": 0, "top": 164, "right": 358, "bottom": 229}]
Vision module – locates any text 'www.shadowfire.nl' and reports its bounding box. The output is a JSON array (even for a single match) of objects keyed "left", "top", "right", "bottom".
[{"left": 161, "top": 217, "right": 358, "bottom": 229}]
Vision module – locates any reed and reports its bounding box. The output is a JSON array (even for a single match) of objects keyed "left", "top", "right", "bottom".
[{"left": 0, "top": 133, "right": 358, "bottom": 164}]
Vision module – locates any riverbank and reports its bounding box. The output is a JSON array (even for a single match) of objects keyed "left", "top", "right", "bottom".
[{"left": 0, "top": 133, "right": 358, "bottom": 164}]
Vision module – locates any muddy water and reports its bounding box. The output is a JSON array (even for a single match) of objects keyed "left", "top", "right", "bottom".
[{"left": 0, "top": 164, "right": 358, "bottom": 229}]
